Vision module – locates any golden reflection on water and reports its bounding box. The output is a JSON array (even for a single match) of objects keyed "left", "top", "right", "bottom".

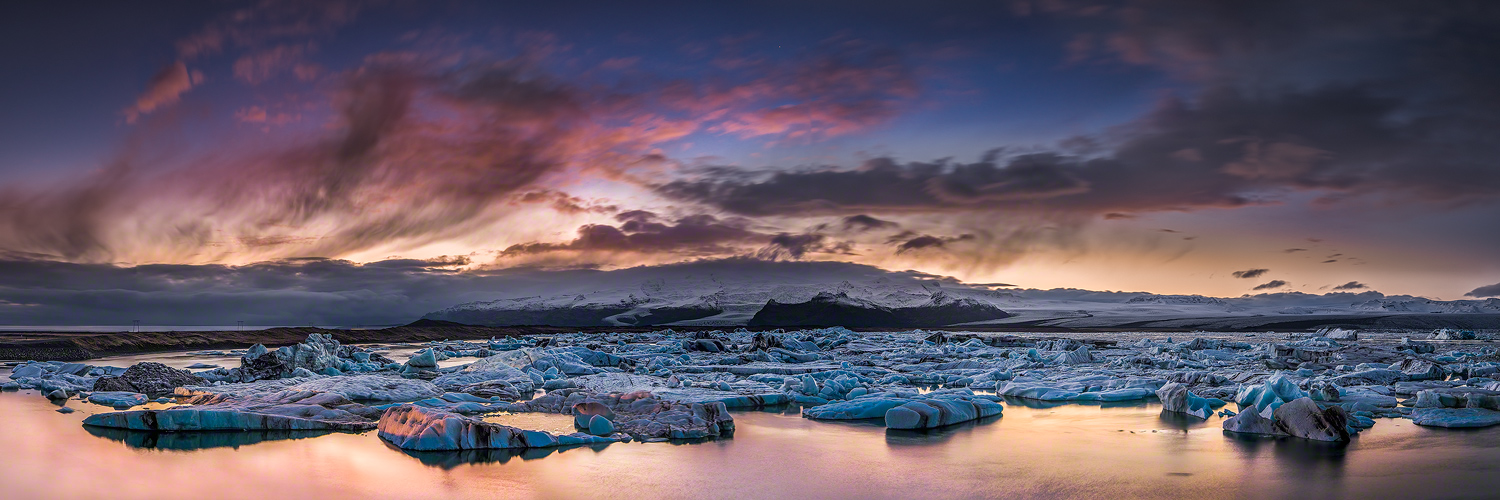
[{"left": 5, "top": 390, "right": 1500, "bottom": 500}]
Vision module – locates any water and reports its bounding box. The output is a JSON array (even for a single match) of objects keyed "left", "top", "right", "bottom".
[{"left": 5, "top": 353, "right": 1500, "bottom": 499}]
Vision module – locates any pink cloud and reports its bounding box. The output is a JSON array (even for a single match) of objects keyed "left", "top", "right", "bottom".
[
  {"left": 233, "top": 44, "right": 309, "bottom": 84},
  {"left": 122, "top": 61, "right": 203, "bottom": 124}
]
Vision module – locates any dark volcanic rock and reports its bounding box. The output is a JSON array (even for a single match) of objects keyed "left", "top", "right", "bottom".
[
  {"left": 747, "top": 332, "right": 784, "bottom": 351},
  {"left": 92, "top": 362, "right": 206, "bottom": 398},
  {"left": 749, "top": 292, "right": 902, "bottom": 327},
  {"left": 748, "top": 291, "right": 1010, "bottom": 328}
]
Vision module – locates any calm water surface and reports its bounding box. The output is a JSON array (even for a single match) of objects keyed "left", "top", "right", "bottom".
[{"left": 4, "top": 352, "right": 1500, "bottom": 499}]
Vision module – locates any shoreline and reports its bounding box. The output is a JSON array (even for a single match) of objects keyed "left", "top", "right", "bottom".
[
  {"left": 0, "top": 323, "right": 1202, "bottom": 362},
  {"left": 5, "top": 312, "right": 1496, "bottom": 362}
]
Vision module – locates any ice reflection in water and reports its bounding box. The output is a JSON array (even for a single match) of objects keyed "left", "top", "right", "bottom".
[
  {"left": 7, "top": 389, "right": 1500, "bottom": 499},
  {"left": 85, "top": 426, "right": 335, "bottom": 451}
]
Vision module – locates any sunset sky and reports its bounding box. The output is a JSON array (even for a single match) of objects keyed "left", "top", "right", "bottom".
[{"left": 2, "top": 0, "right": 1499, "bottom": 311}]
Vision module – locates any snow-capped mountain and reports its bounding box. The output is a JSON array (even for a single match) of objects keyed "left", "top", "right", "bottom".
[
  {"left": 419, "top": 259, "right": 1500, "bottom": 330},
  {"left": 422, "top": 259, "right": 1014, "bottom": 327}
]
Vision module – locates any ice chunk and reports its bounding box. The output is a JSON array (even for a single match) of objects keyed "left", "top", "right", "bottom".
[
  {"left": 998, "top": 382, "right": 1080, "bottom": 401},
  {"left": 586, "top": 415, "right": 615, "bottom": 436},
  {"left": 180, "top": 374, "right": 444, "bottom": 402},
  {"left": 1411, "top": 408, "right": 1500, "bottom": 428},
  {"left": 885, "top": 396, "right": 1003, "bottom": 429},
  {"left": 1234, "top": 373, "right": 1307, "bottom": 416},
  {"left": 1222, "top": 406, "right": 1285, "bottom": 436},
  {"left": 405, "top": 349, "right": 439, "bottom": 369},
  {"left": 516, "top": 391, "right": 734, "bottom": 440},
  {"left": 1156, "top": 382, "right": 1216, "bottom": 419},
  {"left": 82, "top": 391, "right": 381, "bottom": 431},
  {"left": 1053, "top": 345, "right": 1095, "bottom": 365},
  {"left": 1393, "top": 357, "right": 1445, "bottom": 381},
  {"left": 802, "top": 396, "right": 910, "bottom": 420},
  {"left": 1075, "top": 388, "right": 1154, "bottom": 402},
  {"left": 1271, "top": 397, "right": 1350, "bottom": 442},
  {"left": 86, "top": 391, "right": 149, "bottom": 408}
]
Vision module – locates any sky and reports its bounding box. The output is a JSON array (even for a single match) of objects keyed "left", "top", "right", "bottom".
[{"left": 2, "top": 0, "right": 1500, "bottom": 325}]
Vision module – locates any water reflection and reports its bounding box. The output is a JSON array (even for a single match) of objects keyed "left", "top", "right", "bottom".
[
  {"left": 1223, "top": 431, "right": 1350, "bottom": 468},
  {"left": 1157, "top": 411, "right": 1218, "bottom": 432},
  {"left": 85, "top": 426, "right": 336, "bottom": 451},
  {"left": 387, "top": 440, "right": 613, "bottom": 469},
  {"left": 884, "top": 414, "right": 1003, "bottom": 446}
]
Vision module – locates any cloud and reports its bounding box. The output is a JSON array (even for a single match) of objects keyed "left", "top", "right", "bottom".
[
  {"left": 756, "top": 233, "right": 849, "bottom": 260},
  {"left": 660, "top": 78, "right": 1500, "bottom": 218},
  {"left": 840, "top": 214, "right": 899, "bottom": 232},
  {"left": 0, "top": 255, "right": 475, "bottom": 326},
  {"left": 0, "top": 256, "right": 988, "bottom": 326},
  {"left": 1332, "top": 281, "right": 1369, "bottom": 290},
  {"left": 1231, "top": 268, "right": 1269, "bottom": 279},
  {"left": 501, "top": 212, "right": 763, "bottom": 257},
  {"left": 658, "top": 1, "right": 1500, "bottom": 221},
  {"left": 175, "top": 1, "right": 360, "bottom": 60},
  {"left": 1466, "top": 283, "right": 1500, "bottom": 298},
  {"left": 233, "top": 105, "right": 300, "bottom": 125},
  {"left": 513, "top": 190, "right": 616, "bottom": 215},
  {"left": 599, "top": 57, "right": 640, "bottom": 70},
  {"left": 891, "top": 232, "right": 977, "bottom": 254},
  {"left": 122, "top": 61, "right": 203, "bottom": 123},
  {"left": 1252, "top": 280, "right": 1289, "bottom": 290},
  {"left": 233, "top": 44, "right": 309, "bottom": 84},
  {"left": 661, "top": 40, "right": 919, "bottom": 141},
  {"left": 4, "top": 38, "right": 928, "bottom": 264}
]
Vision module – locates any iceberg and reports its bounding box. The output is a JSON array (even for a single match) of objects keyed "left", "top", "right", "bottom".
[
  {"left": 82, "top": 391, "right": 381, "bottom": 431},
  {"left": 377, "top": 404, "right": 620, "bottom": 451}
]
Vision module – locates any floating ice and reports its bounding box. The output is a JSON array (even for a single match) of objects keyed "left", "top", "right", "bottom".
[{"left": 377, "top": 405, "right": 621, "bottom": 451}]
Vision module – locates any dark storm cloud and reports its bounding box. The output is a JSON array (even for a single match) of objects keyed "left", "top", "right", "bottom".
[
  {"left": 1231, "top": 268, "right": 1268, "bottom": 279},
  {"left": 1252, "top": 280, "right": 1289, "bottom": 291},
  {"left": 840, "top": 214, "right": 899, "bottom": 232},
  {"left": 500, "top": 212, "right": 763, "bottom": 256},
  {"left": 1467, "top": 283, "right": 1500, "bottom": 298},
  {"left": 891, "top": 232, "right": 976, "bottom": 254},
  {"left": 0, "top": 256, "right": 480, "bottom": 326},
  {"left": 1332, "top": 281, "right": 1369, "bottom": 291},
  {"left": 756, "top": 233, "right": 850, "bottom": 260},
  {"left": 0, "top": 256, "right": 954, "bottom": 326},
  {"left": 660, "top": 83, "right": 1500, "bottom": 217},
  {"left": 658, "top": 2, "right": 1500, "bottom": 219}
]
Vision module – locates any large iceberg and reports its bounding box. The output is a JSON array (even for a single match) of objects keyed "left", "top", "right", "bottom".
[
  {"left": 82, "top": 391, "right": 381, "bottom": 431},
  {"left": 377, "top": 405, "right": 621, "bottom": 451}
]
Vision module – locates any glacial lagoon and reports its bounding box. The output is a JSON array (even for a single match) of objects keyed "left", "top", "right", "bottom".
[{"left": 6, "top": 339, "right": 1500, "bottom": 500}]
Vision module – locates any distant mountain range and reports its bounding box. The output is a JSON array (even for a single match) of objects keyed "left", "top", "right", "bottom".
[
  {"left": 422, "top": 259, "right": 1500, "bottom": 330},
  {"left": 424, "top": 259, "right": 1014, "bottom": 327}
]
